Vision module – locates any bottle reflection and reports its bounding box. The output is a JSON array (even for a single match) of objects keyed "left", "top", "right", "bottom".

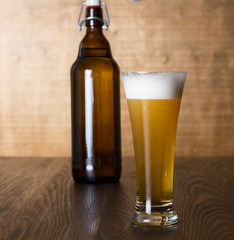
[
  {"left": 72, "top": 182, "right": 130, "bottom": 238},
  {"left": 72, "top": 183, "right": 103, "bottom": 238},
  {"left": 84, "top": 69, "right": 94, "bottom": 177}
]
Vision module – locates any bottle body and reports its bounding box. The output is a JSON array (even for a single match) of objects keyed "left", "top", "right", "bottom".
[{"left": 70, "top": 10, "right": 121, "bottom": 182}]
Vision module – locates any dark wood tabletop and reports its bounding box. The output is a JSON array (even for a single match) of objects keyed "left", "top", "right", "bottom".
[{"left": 0, "top": 156, "right": 234, "bottom": 240}]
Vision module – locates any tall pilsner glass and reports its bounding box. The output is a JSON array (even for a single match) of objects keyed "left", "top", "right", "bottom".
[{"left": 122, "top": 71, "right": 186, "bottom": 227}]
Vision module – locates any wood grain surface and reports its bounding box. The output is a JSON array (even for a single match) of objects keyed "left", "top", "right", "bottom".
[
  {"left": 0, "top": 0, "right": 234, "bottom": 157},
  {"left": 0, "top": 157, "right": 234, "bottom": 240}
]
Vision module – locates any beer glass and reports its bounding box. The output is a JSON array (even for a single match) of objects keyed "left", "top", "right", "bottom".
[{"left": 122, "top": 71, "right": 186, "bottom": 227}]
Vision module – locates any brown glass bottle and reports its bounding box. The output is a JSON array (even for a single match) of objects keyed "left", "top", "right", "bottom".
[{"left": 70, "top": 5, "right": 121, "bottom": 183}]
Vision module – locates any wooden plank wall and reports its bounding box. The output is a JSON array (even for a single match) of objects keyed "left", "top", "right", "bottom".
[{"left": 0, "top": 0, "right": 233, "bottom": 157}]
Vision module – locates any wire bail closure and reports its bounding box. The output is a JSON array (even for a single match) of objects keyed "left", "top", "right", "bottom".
[{"left": 77, "top": 2, "right": 110, "bottom": 31}]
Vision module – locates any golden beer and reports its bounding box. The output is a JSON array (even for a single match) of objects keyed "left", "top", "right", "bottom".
[
  {"left": 122, "top": 71, "right": 186, "bottom": 226},
  {"left": 127, "top": 98, "right": 181, "bottom": 206}
]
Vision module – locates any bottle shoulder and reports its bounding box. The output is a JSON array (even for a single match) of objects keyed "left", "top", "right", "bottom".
[
  {"left": 71, "top": 56, "right": 119, "bottom": 73},
  {"left": 80, "top": 31, "right": 110, "bottom": 49},
  {"left": 71, "top": 29, "right": 119, "bottom": 74}
]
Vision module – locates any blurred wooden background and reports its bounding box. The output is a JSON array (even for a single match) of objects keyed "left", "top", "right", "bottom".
[{"left": 0, "top": 0, "right": 233, "bottom": 157}]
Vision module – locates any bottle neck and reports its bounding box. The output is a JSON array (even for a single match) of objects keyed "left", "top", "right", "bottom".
[
  {"left": 85, "top": 7, "right": 103, "bottom": 32},
  {"left": 78, "top": 6, "right": 112, "bottom": 58}
]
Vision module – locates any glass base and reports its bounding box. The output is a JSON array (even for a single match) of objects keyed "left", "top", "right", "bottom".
[{"left": 131, "top": 205, "right": 178, "bottom": 227}]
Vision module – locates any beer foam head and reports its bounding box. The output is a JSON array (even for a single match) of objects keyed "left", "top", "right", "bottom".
[{"left": 121, "top": 71, "right": 187, "bottom": 99}]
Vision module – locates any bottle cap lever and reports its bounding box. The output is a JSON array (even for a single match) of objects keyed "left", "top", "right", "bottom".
[{"left": 77, "top": 2, "right": 110, "bottom": 31}]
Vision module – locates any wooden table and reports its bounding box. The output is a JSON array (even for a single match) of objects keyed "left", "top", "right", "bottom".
[{"left": 0, "top": 157, "right": 234, "bottom": 240}]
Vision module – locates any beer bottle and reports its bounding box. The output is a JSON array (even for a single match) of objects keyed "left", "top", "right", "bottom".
[{"left": 70, "top": 0, "right": 121, "bottom": 183}]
